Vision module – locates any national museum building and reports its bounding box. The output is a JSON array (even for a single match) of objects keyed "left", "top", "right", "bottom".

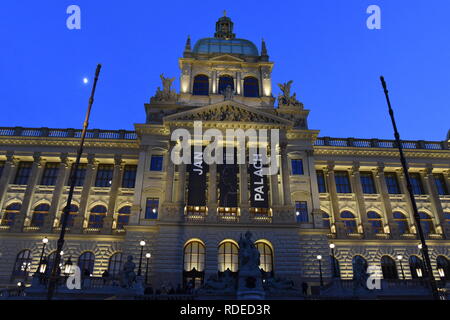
[{"left": 0, "top": 15, "right": 449, "bottom": 290}]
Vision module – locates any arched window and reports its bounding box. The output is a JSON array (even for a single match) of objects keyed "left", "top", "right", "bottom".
[
  {"left": 381, "top": 256, "right": 398, "bottom": 279},
  {"left": 88, "top": 205, "right": 107, "bottom": 229},
  {"left": 192, "top": 74, "right": 209, "bottom": 95},
  {"left": 255, "top": 241, "right": 273, "bottom": 273},
  {"left": 418, "top": 212, "right": 434, "bottom": 236},
  {"left": 117, "top": 206, "right": 131, "bottom": 229},
  {"left": 78, "top": 252, "right": 95, "bottom": 275},
  {"left": 62, "top": 204, "right": 78, "bottom": 228},
  {"left": 108, "top": 252, "right": 123, "bottom": 277},
  {"left": 243, "top": 76, "right": 259, "bottom": 97},
  {"left": 31, "top": 203, "right": 50, "bottom": 227},
  {"left": 409, "top": 255, "right": 425, "bottom": 279},
  {"left": 184, "top": 241, "right": 205, "bottom": 272},
  {"left": 46, "top": 251, "right": 65, "bottom": 275},
  {"left": 12, "top": 249, "right": 32, "bottom": 277},
  {"left": 218, "top": 75, "right": 234, "bottom": 94},
  {"left": 367, "top": 211, "right": 383, "bottom": 234},
  {"left": 393, "top": 212, "right": 409, "bottom": 235},
  {"left": 218, "top": 241, "right": 239, "bottom": 272},
  {"left": 352, "top": 256, "right": 368, "bottom": 279},
  {"left": 1, "top": 203, "right": 21, "bottom": 226},
  {"left": 322, "top": 212, "right": 331, "bottom": 229},
  {"left": 341, "top": 211, "right": 357, "bottom": 234},
  {"left": 437, "top": 256, "right": 450, "bottom": 280}
]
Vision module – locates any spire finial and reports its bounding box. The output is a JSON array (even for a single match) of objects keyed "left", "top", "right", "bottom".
[
  {"left": 261, "top": 38, "right": 268, "bottom": 60},
  {"left": 223, "top": 10, "right": 227, "bottom": 17}
]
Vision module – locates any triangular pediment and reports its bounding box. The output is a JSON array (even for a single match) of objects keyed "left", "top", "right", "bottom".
[
  {"left": 164, "top": 101, "right": 293, "bottom": 128},
  {"left": 209, "top": 54, "right": 245, "bottom": 62}
]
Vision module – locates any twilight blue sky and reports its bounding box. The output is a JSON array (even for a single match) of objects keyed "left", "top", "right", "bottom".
[{"left": 1, "top": 1, "right": 449, "bottom": 141}]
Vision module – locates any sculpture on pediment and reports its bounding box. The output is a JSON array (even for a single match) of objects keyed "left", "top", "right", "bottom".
[
  {"left": 277, "top": 80, "right": 302, "bottom": 107},
  {"left": 151, "top": 73, "right": 178, "bottom": 103},
  {"left": 222, "top": 85, "right": 235, "bottom": 101}
]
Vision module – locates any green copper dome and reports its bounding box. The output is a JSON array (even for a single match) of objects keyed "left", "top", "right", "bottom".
[{"left": 192, "top": 38, "right": 259, "bottom": 56}]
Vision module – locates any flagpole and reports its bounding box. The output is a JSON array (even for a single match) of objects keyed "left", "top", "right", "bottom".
[
  {"left": 47, "top": 64, "right": 102, "bottom": 300},
  {"left": 380, "top": 76, "right": 439, "bottom": 300}
]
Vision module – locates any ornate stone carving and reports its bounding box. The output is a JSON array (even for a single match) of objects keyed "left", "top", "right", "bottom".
[
  {"left": 150, "top": 74, "right": 178, "bottom": 103},
  {"left": 277, "top": 80, "right": 302, "bottom": 107}
]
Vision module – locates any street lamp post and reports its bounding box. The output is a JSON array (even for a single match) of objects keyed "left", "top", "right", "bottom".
[
  {"left": 37, "top": 237, "right": 49, "bottom": 273},
  {"left": 397, "top": 255, "right": 405, "bottom": 280},
  {"left": 145, "top": 253, "right": 151, "bottom": 284},
  {"left": 317, "top": 255, "right": 324, "bottom": 287},
  {"left": 138, "top": 240, "right": 146, "bottom": 276},
  {"left": 329, "top": 243, "right": 337, "bottom": 278}
]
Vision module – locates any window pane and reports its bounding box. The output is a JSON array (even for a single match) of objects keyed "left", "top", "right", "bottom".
[
  {"left": 410, "top": 173, "right": 424, "bottom": 195},
  {"left": 295, "top": 201, "right": 308, "bottom": 223},
  {"left": 385, "top": 173, "right": 400, "bottom": 194},
  {"left": 218, "top": 76, "right": 234, "bottom": 94},
  {"left": 335, "top": 171, "right": 352, "bottom": 193},
  {"left": 67, "top": 164, "right": 87, "bottom": 187},
  {"left": 145, "top": 198, "right": 159, "bottom": 219},
  {"left": 291, "top": 159, "right": 304, "bottom": 175},
  {"left": 243, "top": 77, "right": 259, "bottom": 97},
  {"left": 434, "top": 174, "right": 449, "bottom": 195},
  {"left": 14, "top": 162, "right": 33, "bottom": 185},
  {"left": 360, "top": 172, "right": 376, "bottom": 194},
  {"left": 316, "top": 170, "right": 327, "bottom": 193},
  {"left": 41, "top": 163, "right": 59, "bottom": 186},
  {"left": 122, "top": 165, "right": 137, "bottom": 188},
  {"left": 192, "top": 75, "right": 209, "bottom": 96},
  {"left": 95, "top": 164, "right": 114, "bottom": 187},
  {"left": 150, "top": 156, "right": 163, "bottom": 171}
]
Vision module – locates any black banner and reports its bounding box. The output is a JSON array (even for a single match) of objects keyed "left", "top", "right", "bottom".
[
  {"left": 218, "top": 150, "right": 238, "bottom": 208},
  {"left": 248, "top": 154, "right": 269, "bottom": 208},
  {"left": 187, "top": 147, "right": 208, "bottom": 206}
]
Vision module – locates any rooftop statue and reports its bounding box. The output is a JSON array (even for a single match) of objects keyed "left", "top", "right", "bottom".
[
  {"left": 151, "top": 73, "right": 178, "bottom": 103},
  {"left": 277, "top": 80, "right": 302, "bottom": 107}
]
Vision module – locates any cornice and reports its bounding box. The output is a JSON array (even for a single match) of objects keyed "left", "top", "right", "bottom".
[
  {"left": 313, "top": 146, "right": 450, "bottom": 159},
  {"left": 0, "top": 137, "right": 139, "bottom": 149}
]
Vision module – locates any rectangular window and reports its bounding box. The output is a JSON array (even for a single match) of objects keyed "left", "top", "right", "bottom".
[
  {"left": 360, "top": 172, "right": 377, "bottom": 194},
  {"left": 291, "top": 159, "right": 304, "bottom": 175},
  {"left": 122, "top": 165, "right": 137, "bottom": 188},
  {"left": 434, "top": 174, "right": 449, "bottom": 195},
  {"left": 14, "top": 161, "right": 33, "bottom": 185},
  {"left": 295, "top": 201, "right": 308, "bottom": 223},
  {"left": 0, "top": 161, "right": 4, "bottom": 179},
  {"left": 316, "top": 170, "right": 327, "bottom": 193},
  {"left": 150, "top": 155, "right": 163, "bottom": 171},
  {"left": 335, "top": 171, "right": 352, "bottom": 193},
  {"left": 67, "top": 164, "right": 87, "bottom": 187},
  {"left": 145, "top": 198, "right": 159, "bottom": 219},
  {"left": 95, "top": 164, "right": 114, "bottom": 187},
  {"left": 385, "top": 172, "right": 400, "bottom": 194},
  {"left": 410, "top": 173, "right": 425, "bottom": 195},
  {"left": 40, "top": 163, "right": 59, "bottom": 186}
]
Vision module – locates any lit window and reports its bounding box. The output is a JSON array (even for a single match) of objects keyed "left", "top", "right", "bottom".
[
  {"left": 218, "top": 241, "right": 239, "bottom": 272},
  {"left": 184, "top": 241, "right": 205, "bottom": 272},
  {"left": 291, "top": 159, "right": 304, "bottom": 175},
  {"left": 145, "top": 198, "right": 159, "bottom": 219},
  {"left": 150, "top": 155, "right": 163, "bottom": 171},
  {"left": 255, "top": 242, "right": 273, "bottom": 273},
  {"left": 12, "top": 250, "right": 32, "bottom": 277}
]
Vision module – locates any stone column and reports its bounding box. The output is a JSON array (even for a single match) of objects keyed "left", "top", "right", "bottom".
[
  {"left": 130, "top": 147, "right": 147, "bottom": 224},
  {"left": 325, "top": 163, "right": 345, "bottom": 237},
  {"left": 236, "top": 72, "right": 242, "bottom": 95},
  {"left": 176, "top": 163, "right": 186, "bottom": 204},
  {"left": 423, "top": 167, "right": 447, "bottom": 237},
  {"left": 0, "top": 152, "right": 18, "bottom": 215},
  {"left": 12, "top": 153, "right": 42, "bottom": 232},
  {"left": 306, "top": 150, "right": 323, "bottom": 228},
  {"left": 397, "top": 170, "right": 416, "bottom": 233},
  {"left": 207, "top": 163, "right": 217, "bottom": 220},
  {"left": 374, "top": 164, "right": 398, "bottom": 237},
  {"left": 350, "top": 162, "right": 370, "bottom": 236},
  {"left": 72, "top": 154, "right": 97, "bottom": 233},
  {"left": 44, "top": 153, "right": 70, "bottom": 232},
  {"left": 239, "top": 163, "right": 249, "bottom": 222},
  {"left": 280, "top": 143, "right": 292, "bottom": 206},
  {"left": 270, "top": 169, "right": 280, "bottom": 206},
  {"left": 211, "top": 70, "right": 217, "bottom": 94},
  {"left": 103, "top": 155, "right": 123, "bottom": 233},
  {"left": 164, "top": 144, "right": 175, "bottom": 203}
]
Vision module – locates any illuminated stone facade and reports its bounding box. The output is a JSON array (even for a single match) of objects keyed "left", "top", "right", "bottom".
[{"left": 0, "top": 15, "right": 449, "bottom": 291}]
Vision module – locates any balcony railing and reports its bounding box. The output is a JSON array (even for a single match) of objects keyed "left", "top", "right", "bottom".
[
  {"left": 0, "top": 127, "right": 137, "bottom": 140},
  {"left": 315, "top": 137, "right": 448, "bottom": 150}
]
